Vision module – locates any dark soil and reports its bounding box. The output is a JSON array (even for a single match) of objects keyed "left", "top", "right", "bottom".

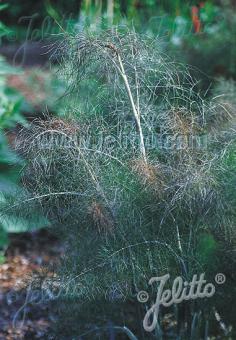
[{"left": 0, "top": 229, "right": 63, "bottom": 339}]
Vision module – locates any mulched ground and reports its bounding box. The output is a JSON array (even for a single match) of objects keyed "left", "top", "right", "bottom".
[{"left": 0, "top": 229, "right": 63, "bottom": 339}]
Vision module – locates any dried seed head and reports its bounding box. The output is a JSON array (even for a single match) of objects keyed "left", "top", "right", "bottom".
[
  {"left": 130, "top": 159, "right": 166, "bottom": 195},
  {"left": 89, "top": 201, "right": 114, "bottom": 234},
  {"left": 168, "top": 109, "right": 196, "bottom": 136},
  {"left": 43, "top": 118, "right": 79, "bottom": 135}
]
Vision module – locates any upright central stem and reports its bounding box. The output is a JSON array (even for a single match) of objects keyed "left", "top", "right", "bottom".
[
  {"left": 103, "top": 42, "right": 147, "bottom": 163},
  {"left": 117, "top": 54, "right": 147, "bottom": 163}
]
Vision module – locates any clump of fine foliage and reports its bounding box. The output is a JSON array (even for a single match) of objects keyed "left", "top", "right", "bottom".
[{"left": 4, "top": 29, "right": 236, "bottom": 339}]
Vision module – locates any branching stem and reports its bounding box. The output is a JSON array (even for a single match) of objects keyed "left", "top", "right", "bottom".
[
  {"left": 116, "top": 53, "right": 147, "bottom": 163},
  {"left": 102, "top": 42, "right": 147, "bottom": 163}
]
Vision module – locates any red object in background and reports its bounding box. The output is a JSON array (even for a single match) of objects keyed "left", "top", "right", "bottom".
[{"left": 191, "top": 5, "right": 201, "bottom": 33}]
